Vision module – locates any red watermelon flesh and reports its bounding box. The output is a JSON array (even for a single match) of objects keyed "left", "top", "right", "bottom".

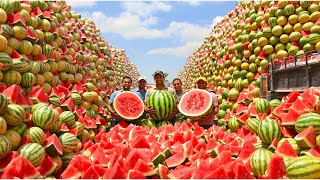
[
  {"left": 234, "top": 163, "right": 254, "bottom": 179},
  {"left": 32, "top": 88, "right": 49, "bottom": 104},
  {"left": 43, "top": 134, "right": 63, "bottom": 156},
  {"left": 203, "top": 166, "right": 229, "bottom": 179},
  {"left": 0, "top": 151, "right": 19, "bottom": 173},
  {"left": 127, "top": 170, "right": 147, "bottom": 179},
  {"left": 290, "top": 98, "right": 312, "bottom": 114},
  {"left": 82, "top": 165, "right": 100, "bottom": 179},
  {"left": 36, "top": 154, "right": 57, "bottom": 177},
  {"left": 158, "top": 164, "right": 169, "bottom": 179},
  {"left": 265, "top": 154, "right": 286, "bottom": 179},
  {"left": 294, "top": 126, "right": 316, "bottom": 149},
  {"left": 193, "top": 122, "right": 204, "bottom": 137},
  {"left": 124, "top": 148, "right": 152, "bottom": 170},
  {"left": 1, "top": 156, "right": 41, "bottom": 179},
  {"left": 130, "top": 135, "right": 150, "bottom": 149},
  {"left": 238, "top": 140, "right": 256, "bottom": 162},
  {"left": 247, "top": 103, "right": 258, "bottom": 116},
  {"left": 165, "top": 151, "right": 186, "bottom": 168},
  {"left": 275, "top": 139, "right": 298, "bottom": 157},
  {"left": 90, "top": 145, "right": 108, "bottom": 167},
  {"left": 306, "top": 148, "right": 320, "bottom": 158},
  {"left": 93, "top": 164, "right": 107, "bottom": 177},
  {"left": 133, "top": 159, "right": 157, "bottom": 176},
  {"left": 286, "top": 90, "right": 300, "bottom": 103},
  {"left": 272, "top": 103, "right": 285, "bottom": 117},
  {"left": 60, "top": 97, "right": 74, "bottom": 111},
  {"left": 268, "top": 138, "right": 279, "bottom": 152},
  {"left": 218, "top": 150, "right": 232, "bottom": 164},
  {"left": 281, "top": 108, "right": 301, "bottom": 127},
  {"left": 103, "top": 162, "right": 126, "bottom": 179},
  {"left": 281, "top": 126, "right": 298, "bottom": 137},
  {"left": 2, "top": 84, "right": 19, "bottom": 104},
  {"left": 167, "top": 166, "right": 195, "bottom": 179},
  {"left": 238, "top": 113, "right": 250, "bottom": 124},
  {"left": 113, "top": 91, "right": 144, "bottom": 120}
]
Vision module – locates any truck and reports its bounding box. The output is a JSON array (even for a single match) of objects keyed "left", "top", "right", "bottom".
[{"left": 260, "top": 50, "right": 320, "bottom": 100}]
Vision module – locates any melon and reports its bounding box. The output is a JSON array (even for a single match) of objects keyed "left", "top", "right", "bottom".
[
  {"left": 113, "top": 91, "right": 144, "bottom": 121},
  {"left": 178, "top": 89, "right": 213, "bottom": 121}
]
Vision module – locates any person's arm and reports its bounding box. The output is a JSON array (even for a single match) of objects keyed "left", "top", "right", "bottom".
[{"left": 106, "top": 92, "right": 120, "bottom": 118}]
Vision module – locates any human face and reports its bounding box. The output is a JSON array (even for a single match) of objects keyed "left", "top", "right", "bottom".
[
  {"left": 154, "top": 74, "right": 164, "bottom": 85},
  {"left": 197, "top": 80, "right": 207, "bottom": 89},
  {"left": 138, "top": 79, "right": 147, "bottom": 89},
  {"left": 173, "top": 80, "right": 182, "bottom": 91},
  {"left": 122, "top": 78, "right": 132, "bottom": 90}
]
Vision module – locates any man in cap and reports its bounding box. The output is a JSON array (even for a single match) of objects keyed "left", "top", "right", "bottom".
[
  {"left": 144, "top": 70, "right": 176, "bottom": 119},
  {"left": 172, "top": 78, "right": 187, "bottom": 122},
  {"left": 194, "top": 76, "right": 218, "bottom": 129},
  {"left": 132, "top": 76, "right": 148, "bottom": 120},
  {"left": 106, "top": 76, "right": 133, "bottom": 127}
]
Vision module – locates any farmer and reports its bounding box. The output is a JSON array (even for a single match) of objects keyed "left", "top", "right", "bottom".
[
  {"left": 106, "top": 76, "right": 134, "bottom": 127},
  {"left": 172, "top": 78, "right": 187, "bottom": 122},
  {"left": 144, "top": 70, "right": 176, "bottom": 120},
  {"left": 194, "top": 76, "right": 218, "bottom": 129},
  {"left": 132, "top": 76, "right": 148, "bottom": 120}
]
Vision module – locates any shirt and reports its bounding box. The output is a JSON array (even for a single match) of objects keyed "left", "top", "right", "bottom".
[
  {"left": 144, "top": 86, "right": 176, "bottom": 103},
  {"left": 175, "top": 91, "right": 186, "bottom": 120},
  {"left": 131, "top": 88, "right": 147, "bottom": 101},
  {"left": 109, "top": 90, "right": 123, "bottom": 123}
]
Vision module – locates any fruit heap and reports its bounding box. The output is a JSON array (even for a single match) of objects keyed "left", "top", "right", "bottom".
[
  {"left": 179, "top": 0, "right": 320, "bottom": 92},
  {"left": 0, "top": 0, "right": 140, "bottom": 178}
]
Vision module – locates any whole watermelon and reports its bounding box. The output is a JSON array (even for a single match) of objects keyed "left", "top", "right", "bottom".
[{"left": 146, "top": 90, "right": 176, "bottom": 121}]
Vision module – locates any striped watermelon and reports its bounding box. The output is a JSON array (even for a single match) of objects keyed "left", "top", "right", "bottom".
[
  {"left": 250, "top": 149, "right": 273, "bottom": 177},
  {"left": 59, "top": 132, "right": 81, "bottom": 153},
  {"left": 18, "top": 40, "right": 33, "bottom": 55},
  {"left": 246, "top": 118, "right": 261, "bottom": 134},
  {"left": 2, "top": 104, "right": 25, "bottom": 126},
  {"left": 0, "top": 135, "right": 11, "bottom": 160},
  {"left": 49, "top": 96, "right": 60, "bottom": 107},
  {"left": 255, "top": 98, "right": 270, "bottom": 114},
  {"left": 278, "top": 138, "right": 302, "bottom": 155},
  {"left": 3, "top": 70, "right": 21, "bottom": 86},
  {"left": 71, "top": 93, "right": 82, "bottom": 105},
  {"left": 295, "top": 113, "right": 320, "bottom": 134},
  {"left": 27, "top": 127, "right": 45, "bottom": 145},
  {"left": 75, "top": 121, "right": 84, "bottom": 137},
  {"left": 0, "top": 116, "right": 7, "bottom": 134},
  {"left": 268, "top": 17, "right": 278, "bottom": 28},
  {"left": 269, "top": 99, "right": 281, "bottom": 108},
  {"left": 61, "top": 152, "right": 76, "bottom": 169},
  {"left": 228, "top": 117, "right": 240, "bottom": 132},
  {"left": 28, "top": 61, "right": 41, "bottom": 75},
  {"left": 308, "top": 33, "right": 320, "bottom": 44},
  {"left": 4, "top": 129, "right": 21, "bottom": 150},
  {"left": 59, "top": 111, "right": 76, "bottom": 127},
  {"left": 32, "top": 105, "right": 54, "bottom": 130},
  {"left": 21, "top": 72, "right": 36, "bottom": 87},
  {"left": 258, "top": 119, "right": 281, "bottom": 144},
  {"left": 0, "top": 2, "right": 14, "bottom": 14},
  {"left": 147, "top": 90, "right": 176, "bottom": 121},
  {"left": 284, "top": 4, "right": 295, "bottom": 16},
  {"left": 0, "top": 93, "right": 8, "bottom": 114},
  {"left": 286, "top": 156, "right": 320, "bottom": 179},
  {"left": 18, "top": 143, "right": 45, "bottom": 167},
  {"left": 11, "top": 60, "right": 29, "bottom": 73},
  {"left": 0, "top": 52, "right": 13, "bottom": 71},
  {"left": 8, "top": 122, "right": 28, "bottom": 136}
]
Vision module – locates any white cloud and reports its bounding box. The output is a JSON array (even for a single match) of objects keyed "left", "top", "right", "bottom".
[
  {"left": 211, "top": 16, "right": 224, "bottom": 28},
  {"left": 184, "top": 1, "right": 201, "bottom": 6},
  {"left": 66, "top": 0, "right": 96, "bottom": 8},
  {"left": 146, "top": 41, "right": 202, "bottom": 57},
  {"left": 121, "top": 1, "right": 172, "bottom": 17}
]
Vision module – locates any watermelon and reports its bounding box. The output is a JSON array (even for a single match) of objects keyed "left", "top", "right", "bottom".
[
  {"left": 0, "top": 156, "right": 42, "bottom": 179},
  {"left": 178, "top": 89, "right": 214, "bottom": 121},
  {"left": 295, "top": 113, "right": 320, "bottom": 134},
  {"left": 164, "top": 151, "right": 186, "bottom": 168},
  {"left": 113, "top": 91, "right": 144, "bottom": 120},
  {"left": 286, "top": 156, "right": 320, "bottom": 179},
  {"left": 127, "top": 170, "right": 146, "bottom": 179},
  {"left": 18, "top": 143, "right": 46, "bottom": 167},
  {"left": 265, "top": 154, "right": 286, "bottom": 179},
  {"left": 257, "top": 119, "right": 281, "bottom": 144},
  {"left": 294, "top": 126, "right": 316, "bottom": 149},
  {"left": 36, "top": 154, "right": 58, "bottom": 177},
  {"left": 146, "top": 90, "right": 176, "bottom": 121},
  {"left": 133, "top": 159, "right": 157, "bottom": 176},
  {"left": 250, "top": 149, "right": 273, "bottom": 177},
  {"left": 0, "top": 151, "right": 18, "bottom": 173},
  {"left": 275, "top": 139, "right": 298, "bottom": 158},
  {"left": 157, "top": 164, "right": 169, "bottom": 179},
  {"left": 82, "top": 165, "right": 100, "bottom": 179},
  {"left": 43, "top": 134, "right": 63, "bottom": 156}
]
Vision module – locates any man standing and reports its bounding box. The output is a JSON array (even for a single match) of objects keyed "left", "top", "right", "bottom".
[
  {"left": 194, "top": 76, "right": 218, "bottom": 129},
  {"left": 106, "top": 76, "right": 132, "bottom": 127},
  {"left": 172, "top": 78, "right": 187, "bottom": 122},
  {"left": 132, "top": 76, "right": 148, "bottom": 120},
  {"left": 144, "top": 70, "right": 176, "bottom": 119}
]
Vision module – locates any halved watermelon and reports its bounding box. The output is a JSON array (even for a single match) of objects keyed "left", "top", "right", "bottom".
[{"left": 113, "top": 91, "right": 144, "bottom": 120}]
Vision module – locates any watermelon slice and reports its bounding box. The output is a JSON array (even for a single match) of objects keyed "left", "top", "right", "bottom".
[
  {"left": 60, "top": 97, "right": 74, "bottom": 111},
  {"left": 281, "top": 108, "right": 301, "bottom": 127},
  {"left": 82, "top": 165, "right": 100, "bottom": 179},
  {"left": 265, "top": 154, "right": 286, "bottom": 179},
  {"left": 238, "top": 140, "right": 256, "bottom": 162},
  {"left": 130, "top": 135, "right": 151, "bottom": 149},
  {"left": 60, "top": 165, "right": 82, "bottom": 179},
  {"left": 158, "top": 164, "right": 169, "bottom": 179},
  {"left": 32, "top": 88, "right": 49, "bottom": 104},
  {"left": 127, "top": 170, "right": 146, "bottom": 179},
  {"left": 272, "top": 103, "right": 285, "bottom": 117},
  {"left": 2, "top": 85, "right": 19, "bottom": 104},
  {"left": 233, "top": 163, "right": 254, "bottom": 179},
  {"left": 0, "top": 151, "right": 19, "bottom": 173},
  {"left": 16, "top": 92, "right": 29, "bottom": 108},
  {"left": 306, "top": 148, "right": 320, "bottom": 158},
  {"left": 1, "top": 156, "right": 42, "bottom": 179},
  {"left": 89, "top": 145, "right": 108, "bottom": 167},
  {"left": 43, "top": 134, "right": 63, "bottom": 156},
  {"left": 275, "top": 139, "right": 298, "bottom": 157},
  {"left": 286, "top": 90, "right": 300, "bottom": 103},
  {"left": 294, "top": 126, "right": 316, "bottom": 149},
  {"left": 290, "top": 98, "right": 312, "bottom": 114},
  {"left": 203, "top": 166, "right": 229, "bottom": 179},
  {"left": 167, "top": 166, "right": 195, "bottom": 179},
  {"left": 36, "top": 154, "right": 57, "bottom": 177},
  {"left": 164, "top": 152, "right": 186, "bottom": 168},
  {"left": 133, "top": 159, "right": 157, "bottom": 176}
]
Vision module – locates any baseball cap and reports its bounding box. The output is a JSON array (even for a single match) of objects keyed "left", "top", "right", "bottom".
[
  {"left": 138, "top": 76, "right": 147, "bottom": 82},
  {"left": 195, "top": 76, "right": 208, "bottom": 83},
  {"left": 153, "top": 70, "right": 164, "bottom": 77}
]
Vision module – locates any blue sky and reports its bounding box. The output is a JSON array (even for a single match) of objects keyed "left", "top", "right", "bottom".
[{"left": 67, "top": 1, "right": 237, "bottom": 84}]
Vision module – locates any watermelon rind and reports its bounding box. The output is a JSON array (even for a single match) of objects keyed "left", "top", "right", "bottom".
[
  {"left": 113, "top": 91, "right": 144, "bottom": 120},
  {"left": 152, "top": 152, "right": 166, "bottom": 165}
]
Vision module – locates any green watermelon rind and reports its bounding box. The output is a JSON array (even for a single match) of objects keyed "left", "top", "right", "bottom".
[
  {"left": 295, "top": 113, "right": 320, "bottom": 135},
  {"left": 286, "top": 156, "right": 320, "bottom": 179}
]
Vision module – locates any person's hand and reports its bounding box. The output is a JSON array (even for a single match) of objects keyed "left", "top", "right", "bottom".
[{"left": 146, "top": 106, "right": 156, "bottom": 116}]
